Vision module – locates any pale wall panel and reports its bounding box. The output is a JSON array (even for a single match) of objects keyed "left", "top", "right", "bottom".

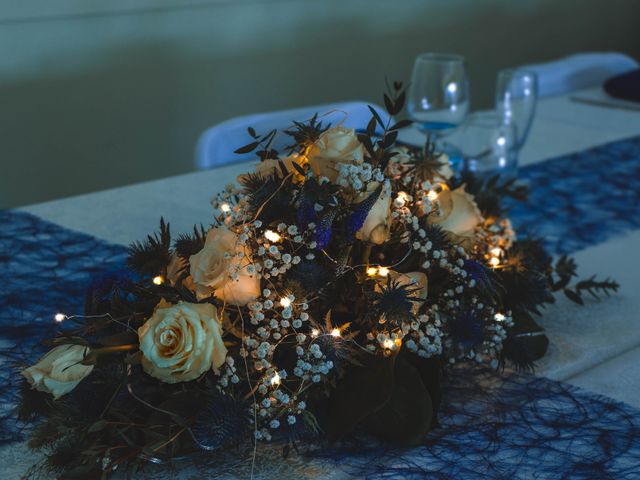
[{"left": 0, "top": 0, "right": 638, "bottom": 208}]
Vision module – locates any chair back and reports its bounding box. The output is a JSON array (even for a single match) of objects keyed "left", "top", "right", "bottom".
[{"left": 196, "top": 101, "right": 390, "bottom": 169}]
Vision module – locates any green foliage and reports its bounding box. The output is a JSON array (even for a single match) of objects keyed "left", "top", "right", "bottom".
[
  {"left": 238, "top": 169, "right": 296, "bottom": 223},
  {"left": 17, "top": 78, "right": 621, "bottom": 478},
  {"left": 403, "top": 355, "right": 442, "bottom": 428},
  {"left": 283, "top": 113, "right": 330, "bottom": 154},
  {"left": 326, "top": 353, "right": 396, "bottom": 442},
  {"left": 326, "top": 352, "right": 437, "bottom": 446},
  {"left": 461, "top": 174, "right": 529, "bottom": 219},
  {"left": 127, "top": 217, "right": 172, "bottom": 277},
  {"left": 234, "top": 127, "right": 279, "bottom": 160},
  {"left": 357, "top": 80, "right": 410, "bottom": 171},
  {"left": 575, "top": 276, "right": 619, "bottom": 299},
  {"left": 500, "top": 315, "right": 549, "bottom": 372},
  {"left": 362, "top": 356, "right": 433, "bottom": 446},
  {"left": 549, "top": 255, "right": 620, "bottom": 305},
  {"left": 408, "top": 136, "right": 451, "bottom": 184},
  {"left": 174, "top": 224, "right": 207, "bottom": 261}
]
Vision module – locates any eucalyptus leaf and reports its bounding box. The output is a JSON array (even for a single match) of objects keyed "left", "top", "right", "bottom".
[
  {"left": 504, "top": 314, "right": 549, "bottom": 369},
  {"left": 234, "top": 141, "right": 259, "bottom": 154},
  {"left": 326, "top": 353, "right": 396, "bottom": 442},
  {"left": 367, "top": 105, "right": 384, "bottom": 128},
  {"left": 564, "top": 288, "right": 584, "bottom": 305},
  {"left": 362, "top": 356, "right": 432, "bottom": 446},
  {"left": 403, "top": 353, "right": 442, "bottom": 428},
  {"left": 144, "top": 391, "right": 203, "bottom": 457}
]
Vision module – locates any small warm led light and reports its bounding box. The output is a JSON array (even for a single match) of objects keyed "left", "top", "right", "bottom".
[
  {"left": 152, "top": 275, "right": 164, "bottom": 286},
  {"left": 264, "top": 230, "right": 281, "bottom": 242},
  {"left": 220, "top": 203, "right": 231, "bottom": 213},
  {"left": 366, "top": 267, "right": 378, "bottom": 276},
  {"left": 279, "top": 297, "right": 292, "bottom": 308},
  {"left": 494, "top": 313, "right": 506, "bottom": 322},
  {"left": 490, "top": 247, "right": 503, "bottom": 257},
  {"left": 54, "top": 313, "right": 66, "bottom": 323},
  {"left": 489, "top": 256, "right": 500, "bottom": 267},
  {"left": 311, "top": 328, "right": 320, "bottom": 337},
  {"left": 378, "top": 267, "right": 390, "bottom": 277},
  {"left": 395, "top": 191, "right": 409, "bottom": 207},
  {"left": 427, "top": 190, "right": 439, "bottom": 201},
  {"left": 330, "top": 328, "right": 341, "bottom": 338},
  {"left": 270, "top": 372, "right": 281, "bottom": 386},
  {"left": 383, "top": 339, "right": 394, "bottom": 349}
]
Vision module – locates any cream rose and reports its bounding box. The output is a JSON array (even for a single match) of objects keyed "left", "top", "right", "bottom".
[
  {"left": 386, "top": 146, "right": 412, "bottom": 179},
  {"left": 307, "top": 126, "right": 364, "bottom": 182},
  {"left": 167, "top": 254, "right": 187, "bottom": 285},
  {"left": 394, "top": 271, "right": 428, "bottom": 301},
  {"left": 236, "top": 154, "right": 306, "bottom": 185},
  {"left": 189, "top": 226, "right": 260, "bottom": 306},
  {"left": 355, "top": 180, "right": 392, "bottom": 245},
  {"left": 22, "top": 344, "right": 94, "bottom": 399},
  {"left": 429, "top": 186, "right": 483, "bottom": 248},
  {"left": 255, "top": 154, "right": 304, "bottom": 179},
  {"left": 138, "top": 300, "right": 227, "bottom": 384},
  {"left": 434, "top": 154, "right": 454, "bottom": 182}
]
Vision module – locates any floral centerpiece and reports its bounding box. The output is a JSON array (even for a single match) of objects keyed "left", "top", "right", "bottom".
[{"left": 17, "top": 83, "right": 618, "bottom": 478}]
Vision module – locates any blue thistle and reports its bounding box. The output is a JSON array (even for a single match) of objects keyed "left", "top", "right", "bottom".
[
  {"left": 449, "top": 310, "right": 484, "bottom": 350},
  {"left": 422, "top": 224, "right": 451, "bottom": 252},
  {"left": 370, "top": 277, "right": 423, "bottom": 327},
  {"left": 275, "top": 411, "right": 322, "bottom": 444},
  {"left": 464, "top": 259, "right": 500, "bottom": 301},
  {"left": 88, "top": 268, "right": 136, "bottom": 302},
  {"left": 190, "top": 392, "right": 251, "bottom": 451},
  {"left": 500, "top": 336, "right": 537, "bottom": 372},
  {"left": 288, "top": 261, "right": 331, "bottom": 292}
]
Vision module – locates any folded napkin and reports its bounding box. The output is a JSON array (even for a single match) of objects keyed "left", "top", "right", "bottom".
[
  {"left": 522, "top": 52, "right": 638, "bottom": 98},
  {"left": 605, "top": 68, "right": 640, "bottom": 103}
]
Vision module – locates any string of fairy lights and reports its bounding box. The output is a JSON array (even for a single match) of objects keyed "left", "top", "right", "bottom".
[{"left": 49, "top": 150, "right": 513, "bottom": 446}]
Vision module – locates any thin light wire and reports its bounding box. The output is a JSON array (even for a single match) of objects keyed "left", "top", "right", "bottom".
[{"left": 236, "top": 305, "right": 258, "bottom": 480}]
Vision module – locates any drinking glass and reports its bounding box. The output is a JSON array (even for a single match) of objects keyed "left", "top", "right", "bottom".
[
  {"left": 455, "top": 111, "right": 518, "bottom": 182},
  {"left": 495, "top": 69, "right": 538, "bottom": 149},
  {"left": 407, "top": 53, "right": 470, "bottom": 138}
]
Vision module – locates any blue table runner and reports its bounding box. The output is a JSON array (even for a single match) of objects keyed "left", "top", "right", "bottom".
[
  {"left": 511, "top": 135, "right": 640, "bottom": 254},
  {"left": 2, "top": 135, "right": 640, "bottom": 477}
]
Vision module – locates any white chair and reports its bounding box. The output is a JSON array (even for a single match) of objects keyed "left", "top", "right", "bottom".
[
  {"left": 521, "top": 52, "right": 638, "bottom": 98},
  {"left": 195, "top": 101, "right": 391, "bottom": 169}
]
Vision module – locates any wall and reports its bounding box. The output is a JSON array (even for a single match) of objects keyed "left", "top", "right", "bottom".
[{"left": 1, "top": 0, "right": 639, "bottom": 208}]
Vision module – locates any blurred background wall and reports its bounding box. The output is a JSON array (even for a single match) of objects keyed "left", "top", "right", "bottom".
[{"left": 1, "top": 0, "right": 639, "bottom": 209}]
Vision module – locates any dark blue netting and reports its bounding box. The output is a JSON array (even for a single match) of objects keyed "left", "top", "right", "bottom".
[
  {"left": 0, "top": 209, "right": 127, "bottom": 445},
  {"left": 508, "top": 135, "right": 640, "bottom": 255},
  {"left": 306, "top": 364, "right": 640, "bottom": 479},
  {"left": 2, "top": 135, "right": 640, "bottom": 476}
]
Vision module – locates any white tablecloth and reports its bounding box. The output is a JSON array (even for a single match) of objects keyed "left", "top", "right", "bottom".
[{"left": 18, "top": 87, "right": 640, "bottom": 408}]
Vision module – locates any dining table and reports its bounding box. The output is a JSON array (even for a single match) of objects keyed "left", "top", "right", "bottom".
[{"left": 2, "top": 86, "right": 640, "bottom": 478}]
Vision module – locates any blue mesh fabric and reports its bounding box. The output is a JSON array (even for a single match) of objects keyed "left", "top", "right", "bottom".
[{"left": 2, "top": 135, "right": 640, "bottom": 476}]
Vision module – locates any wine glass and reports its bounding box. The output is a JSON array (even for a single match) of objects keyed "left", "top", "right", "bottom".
[
  {"left": 495, "top": 69, "right": 538, "bottom": 149},
  {"left": 407, "top": 53, "right": 470, "bottom": 138},
  {"left": 457, "top": 111, "right": 518, "bottom": 183}
]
